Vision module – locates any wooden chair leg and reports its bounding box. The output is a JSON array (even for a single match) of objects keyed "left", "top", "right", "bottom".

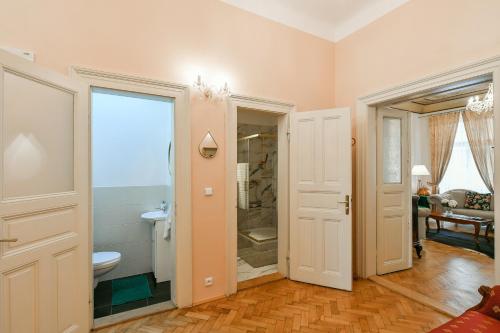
[{"left": 485, "top": 224, "right": 492, "bottom": 243}]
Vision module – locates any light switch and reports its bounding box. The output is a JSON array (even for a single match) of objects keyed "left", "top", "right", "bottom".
[{"left": 204, "top": 187, "right": 213, "bottom": 196}]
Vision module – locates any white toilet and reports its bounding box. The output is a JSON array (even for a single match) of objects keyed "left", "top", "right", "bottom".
[{"left": 93, "top": 251, "right": 121, "bottom": 288}]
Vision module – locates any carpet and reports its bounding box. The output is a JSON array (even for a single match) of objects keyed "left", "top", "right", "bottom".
[
  {"left": 426, "top": 229, "right": 494, "bottom": 258},
  {"left": 111, "top": 274, "right": 152, "bottom": 306}
]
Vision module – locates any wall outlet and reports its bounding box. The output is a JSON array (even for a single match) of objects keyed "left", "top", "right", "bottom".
[{"left": 204, "top": 276, "right": 213, "bottom": 286}]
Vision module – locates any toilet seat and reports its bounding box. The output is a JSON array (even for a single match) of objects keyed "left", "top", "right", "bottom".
[{"left": 93, "top": 252, "right": 121, "bottom": 270}]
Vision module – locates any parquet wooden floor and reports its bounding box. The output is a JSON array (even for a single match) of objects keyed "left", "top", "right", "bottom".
[
  {"left": 379, "top": 239, "right": 494, "bottom": 314},
  {"left": 95, "top": 279, "right": 449, "bottom": 333}
]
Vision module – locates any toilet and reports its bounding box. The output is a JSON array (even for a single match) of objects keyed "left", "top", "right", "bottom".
[{"left": 93, "top": 251, "right": 121, "bottom": 288}]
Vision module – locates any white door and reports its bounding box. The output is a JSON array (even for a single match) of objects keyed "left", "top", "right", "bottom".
[
  {"left": 289, "top": 108, "right": 352, "bottom": 291},
  {"left": 376, "top": 108, "right": 411, "bottom": 275},
  {"left": 0, "top": 50, "right": 89, "bottom": 332}
]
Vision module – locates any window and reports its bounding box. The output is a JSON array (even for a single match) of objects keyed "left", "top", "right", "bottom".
[{"left": 439, "top": 114, "right": 489, "bottom": 193}]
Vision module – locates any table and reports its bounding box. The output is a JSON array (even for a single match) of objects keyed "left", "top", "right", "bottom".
[{"left": 427, "top": 211, "right": 494, "bottom": 246}]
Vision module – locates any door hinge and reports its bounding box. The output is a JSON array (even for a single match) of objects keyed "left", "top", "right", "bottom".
[{"left": 286, "top": 130, "right": 290, "bottom": 142}]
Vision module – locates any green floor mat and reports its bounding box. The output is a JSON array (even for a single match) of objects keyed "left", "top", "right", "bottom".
[{"left": 112, "top": 275, "right": 152, "bottom": 306}]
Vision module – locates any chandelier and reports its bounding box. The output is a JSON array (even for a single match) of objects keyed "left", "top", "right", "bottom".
[{"left": 466, "top": 83, "right": 494, "bottom": 113}]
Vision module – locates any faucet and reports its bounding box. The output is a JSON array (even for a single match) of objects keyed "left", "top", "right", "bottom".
[{"left": 160, "top": 201, "right": 167, "bottom": 212}]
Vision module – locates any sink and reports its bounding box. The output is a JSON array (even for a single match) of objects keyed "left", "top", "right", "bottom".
[{"left": 141, "top": 210, "right": 168, "bottom": 223}]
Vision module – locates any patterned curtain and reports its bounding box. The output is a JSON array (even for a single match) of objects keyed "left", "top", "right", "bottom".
[
  {"left": 429, "top": 112, "right": 460, "bottom": 193},
  {"left": 462, "top": 110, "right": 494, "bottom": 193}
]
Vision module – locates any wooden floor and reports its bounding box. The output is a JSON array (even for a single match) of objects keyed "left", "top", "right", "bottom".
[
  {"left": 379, "top": 238, "right": 494, "bottom": 314},
  {"left": 95, "top": 279, "right": 449, "bottom": 333}
]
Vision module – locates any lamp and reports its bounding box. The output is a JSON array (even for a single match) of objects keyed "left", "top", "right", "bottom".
[
  {"left": 466, "top": 82, "right": 493, "bottom": 113},
  {"left": 412, "top": 164, "right": 430, "bottom": 195},
  {"left": 193, "top": 75, "right": 230, "bottom": 101}
]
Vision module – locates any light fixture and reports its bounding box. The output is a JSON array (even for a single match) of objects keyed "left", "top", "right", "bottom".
[
  {"left": 466, "top": 82, "right": 494, "bottom": 113},
  {"left": 412, "top": 164, "right": 430, "bottom": 195},
  {"left": 193, "top": 75, "right": 230, "bottom": 101}
]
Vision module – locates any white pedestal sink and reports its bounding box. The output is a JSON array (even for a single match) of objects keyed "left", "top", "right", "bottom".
[{"left": 141, "top": 210, "right": 170, "bottom": 283}]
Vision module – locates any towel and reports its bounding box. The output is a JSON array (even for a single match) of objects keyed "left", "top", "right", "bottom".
[
  {"left": 163, "top": 203, "right": 173, "bottom": 240},
  {"left": 237, "top": 163, "right": 249, "bottom": 209}
]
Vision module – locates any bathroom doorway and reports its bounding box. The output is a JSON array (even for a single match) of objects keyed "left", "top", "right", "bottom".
[
  {"left": 91, "top": 87, "right": 175, "bottom": 320},
  {"left": 237, "top": 110, "right": 279, "bottom": 282}
]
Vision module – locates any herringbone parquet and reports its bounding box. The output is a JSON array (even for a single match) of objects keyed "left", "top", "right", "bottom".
[
  {"left": 95, "top": 279, "right": 449, "bottom": 333},
  {"left": 380, "top": 239, "right": 493, "bottom": 314}
]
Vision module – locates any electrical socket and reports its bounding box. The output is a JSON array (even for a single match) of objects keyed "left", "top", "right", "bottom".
[{"left": 204, "top": 276, "right": 213, "bottom": 286}]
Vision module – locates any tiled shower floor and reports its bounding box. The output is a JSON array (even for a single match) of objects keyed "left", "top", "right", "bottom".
[
  {"left": 237, "top": 257, "right": 277, "bottom": 282},
  {"left": 93, "top": 272, "right": 171, "bottom": 318}
]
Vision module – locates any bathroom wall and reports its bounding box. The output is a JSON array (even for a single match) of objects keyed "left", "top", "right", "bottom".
[
  {"left": 93, "top": 186, "right": 171, "bottom": 280},
  {"left": 92, "top": 89, "right": 174, "bottom": 281},
  {"left": 236, "top": 124, "right": 277, "bottom": 233}
]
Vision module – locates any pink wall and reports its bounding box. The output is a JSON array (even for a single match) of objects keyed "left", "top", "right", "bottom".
[
  {"left": 334, "top": 0, "right": 500, "bottom": 118},
  {"left": 0, "top": 0, "right": 334, "bottom": 303}
]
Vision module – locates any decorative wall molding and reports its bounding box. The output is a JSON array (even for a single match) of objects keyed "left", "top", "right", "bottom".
[{"left": 71, "top": 66, "right": 189, "bottom": 93}]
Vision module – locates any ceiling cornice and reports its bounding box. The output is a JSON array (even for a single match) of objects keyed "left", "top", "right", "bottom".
[{"left": 220, "top": 0, "right": 410, "bottom": 43}]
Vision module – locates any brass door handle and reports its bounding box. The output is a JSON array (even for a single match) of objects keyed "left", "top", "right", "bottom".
[
  {"left": 0, "top": 238, "right": 18, "bottom": 242},
  {"left": 338, "top": 195, "right": 350, "bottom": 215}
]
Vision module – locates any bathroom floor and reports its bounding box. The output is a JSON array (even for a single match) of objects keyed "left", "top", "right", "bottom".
[
  {"left": 93, "top": 272, "right": 171, "bottom": 318},
  {"left": 238, "top": 246, "right": 277, "bottom": 268},
  {"left": 237, "top": 257, "right": 277, "bottom": 282}
]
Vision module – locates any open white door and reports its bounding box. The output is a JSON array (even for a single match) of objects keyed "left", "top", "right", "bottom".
[
  {"left": 289, "top": 108, "right": 352, "bottom": 291},
  {"left": 376, "top": 108, "right": 412, "bottom": 274},
  {"left": 0, "top": 50, "right": 89, "bottom": 332}
]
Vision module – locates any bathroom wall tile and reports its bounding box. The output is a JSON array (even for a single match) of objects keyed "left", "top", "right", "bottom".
[
  {"left": 93, "top": 185, "right": 171, "bottom": 281},
  {"left": 237, "top": 124, "right": 277, "bottom": 236}
]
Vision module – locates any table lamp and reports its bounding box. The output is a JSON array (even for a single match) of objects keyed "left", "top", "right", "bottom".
[{"left": 412, "top": 164, "right": 430, "bottom": 195}]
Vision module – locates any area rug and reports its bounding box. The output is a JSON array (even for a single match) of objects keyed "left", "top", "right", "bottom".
[
  {"left": 426, "top": 229, "right": 494, "bottom": 258},
  {"left": 111, "top": 274, "right": 152, "bottom": 306}
]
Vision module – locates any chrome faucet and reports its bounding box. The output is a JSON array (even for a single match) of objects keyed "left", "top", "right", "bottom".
[{"left": 160, "top": 201, "right": 167, "bottom": 212}]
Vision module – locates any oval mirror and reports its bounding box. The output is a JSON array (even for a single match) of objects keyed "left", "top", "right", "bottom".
[{"left": 199, "top": 131, "right": 218, "bottom": 158}]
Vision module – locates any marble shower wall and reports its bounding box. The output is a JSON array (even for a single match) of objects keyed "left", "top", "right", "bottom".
[{"left": 237, "top": 124, "right": 277, "bottom": 232}]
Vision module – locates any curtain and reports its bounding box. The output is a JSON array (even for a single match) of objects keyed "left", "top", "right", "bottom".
[
  {"left": 429, "top": 112, "right": 460, "bottom": 193},
  {"left": 462, "top": 110, "right": 494, "bottom": 193}
]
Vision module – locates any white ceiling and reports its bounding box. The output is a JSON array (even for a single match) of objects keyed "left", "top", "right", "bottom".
[{"left": 220, "top": 0, "right": 410, "bottom": 42}]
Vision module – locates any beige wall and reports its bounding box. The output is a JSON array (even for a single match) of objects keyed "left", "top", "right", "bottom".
[
  {"left": 0, "top": 0, "right": 334, "bottom": 303},
  {"left": 334, "top": 0, "right": 500, "bottom": 116}
]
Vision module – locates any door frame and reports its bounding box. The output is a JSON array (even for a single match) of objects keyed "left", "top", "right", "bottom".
[
  {"left": 225, "top": 94, "right": 295, "bottom": 295},
  {"left": 70, "top": 67, "right": 193, "bottom": 316},
  {"left": 356, "top": 56, "right": 500, "bottom": 282}
]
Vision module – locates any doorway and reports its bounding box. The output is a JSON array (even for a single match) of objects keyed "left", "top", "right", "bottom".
[
  {"left": 225, "top": 96, "right": 293, "bottom": 294},
  {"left": 91, "top": 87, "right": 175, "bottom": 319},
  {"left": 70, "top": 67, "right": 192, "bottom": 328},
  {"left": 236, "top": 109, "right": 280, "bottom": 282},
  {"left": 226, "top": 96, "right": 354, "bottom": 294},
  {"left": 360, "top": 71, "right": 498, "bottom": 315}
]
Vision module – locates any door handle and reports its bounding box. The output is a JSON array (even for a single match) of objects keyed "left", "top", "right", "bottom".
[
  {"left": 338, "top": 195, "right": 350, "bottom": 215},
  {"left": 0, "top": 238, "right": 18, "bottom": 242}
]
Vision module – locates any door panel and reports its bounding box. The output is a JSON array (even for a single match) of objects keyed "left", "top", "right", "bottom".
[
  {"left": 376, "top": 108, "right": 411, "bottom": 274},
  {"left": 290, "top": 108, "right": 352, "bottom": 291},
  {"left": 0, "top": 49, "right": 89, "bottom": 333}
]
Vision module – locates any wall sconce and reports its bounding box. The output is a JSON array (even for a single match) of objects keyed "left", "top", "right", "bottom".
[{"left": 193, "top": 75, "right": 230, "bottom": 101}]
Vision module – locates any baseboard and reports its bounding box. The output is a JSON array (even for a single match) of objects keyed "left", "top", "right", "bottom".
[
  {"left": 368, "top": 275, "right": 459, "bottom": 318},
  {"left": 192, "top": 294, "right": 227, "bottom": 306}
]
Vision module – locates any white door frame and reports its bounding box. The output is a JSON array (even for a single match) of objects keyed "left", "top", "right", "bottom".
[
  {"left": 356, "top": 56, "right": 500, "bottom": 283},
  {"left": 225, "top": 94, "right": 295, "bottom": 295},
  {"left": 70, "top": 68, "right": 193, "bottom": 313}
]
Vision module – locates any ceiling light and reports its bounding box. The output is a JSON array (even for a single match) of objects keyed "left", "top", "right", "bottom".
[{"left": 466, "top": 83, "right": 493, "bottom": 113}]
